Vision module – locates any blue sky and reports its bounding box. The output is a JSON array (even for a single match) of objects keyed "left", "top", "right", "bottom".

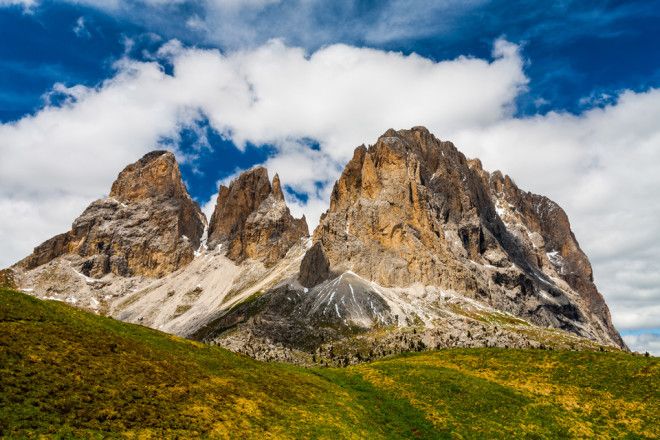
[
  {"left": 1, "top": 0, "right": 659, "bottom": 353},
  {"left": 4, "top": 1, "right": 660, "bottom": 118},
  {"left": 1, "top": 0, "right": 659, "bottom": 206}
]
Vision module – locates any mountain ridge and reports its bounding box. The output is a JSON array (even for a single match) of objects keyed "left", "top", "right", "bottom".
[{"left": 3, "top": 126, "right": 627, "bottom": 364}]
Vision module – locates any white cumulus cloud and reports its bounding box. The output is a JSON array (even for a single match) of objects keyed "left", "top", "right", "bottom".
[{"left": 622, "top": 333, "right": 660, "bottom": 356}]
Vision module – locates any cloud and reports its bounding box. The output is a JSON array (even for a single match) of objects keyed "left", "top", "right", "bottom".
[
  {"left": 362, "top": 0, "right": 488, "bottom": 44},
  {"left": 0, "top": 37, "right": 658, "bottom": 347},
  {"left": 10, "top": 0, "right": 656, "bottom": 55},
  {"left": 73, "top": 16, "right": 91, "bottom": 38},
  {"left": 622, "top": 331, "right": 660, "bottom": 356},
  {"left": 0, "top": 0, "right": 36, "bottom": 10},
  {"left": 2, "top": 0, "right": 493, "bottom": 50},
  {"left": 200, "top": 39, "right": 525, "bottom": 158},
  {"left": 0, "top": 37, "right": 524, "bottom": 262}
]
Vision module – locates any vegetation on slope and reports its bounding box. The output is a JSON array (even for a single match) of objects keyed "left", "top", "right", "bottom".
[{"left": 1, "top": 288, "right": 657, "bottom": 439}]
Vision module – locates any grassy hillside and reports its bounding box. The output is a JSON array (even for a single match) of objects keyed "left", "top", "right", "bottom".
[{"left": 1, "top": 288, "right": 657, "bottom": 439}]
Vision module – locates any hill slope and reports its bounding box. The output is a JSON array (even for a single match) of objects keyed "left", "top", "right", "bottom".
[{"left": 1, "top": 288, "right": 657, "bottom": 439}]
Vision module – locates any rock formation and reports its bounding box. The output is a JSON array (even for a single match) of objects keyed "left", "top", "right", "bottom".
[
  {"left": 308, "top": 127, "right": 624, "bottom": 348},
  {"left": 207, "top": 167, "right": 309, "bottom": 267},
  {"left": 8, "top": 155, "right": 308, "bottom": 331},
  {"left": 298, "top": 241, "right": 331, "bottom": 287},
  {"left": 16, "top": 151, "right": 206, "bottom": 278}
]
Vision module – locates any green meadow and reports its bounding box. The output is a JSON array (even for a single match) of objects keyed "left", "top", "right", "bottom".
[{"left": 1, "top": 288, "right": 657, "bottom": 439}]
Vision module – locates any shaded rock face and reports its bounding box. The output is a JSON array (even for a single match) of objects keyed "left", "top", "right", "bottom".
[
  {"left": 471, "top": 162, "right": 613, "bottom": 324},
  {"left": 298, "top": 242, "right": 331, "bottom": 288},
  {"left": 208, "top": 167, "right": 309, "bottom": 267},
  {"left": 17, "top": 151, "right": 206, "bottom": 278},
  {"left": 202, "top": 273, "right": 397, "bottom": 353},
  {"left": 309, "top": 127, "right": 625, "bottom": 348}
]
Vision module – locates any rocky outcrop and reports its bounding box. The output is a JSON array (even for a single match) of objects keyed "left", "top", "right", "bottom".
[
  {"left": 0, "top": 268, "right": 17, "bottom": 289},
  {"left": 16, "top": 151, "right": 206, "bottom": 278},
  {"left": 207, "top": 167, "right": 309, "bottom": 267},
  {"left": 298, "top": 242, "right": 331, "bottom": 288},
  {"left": 203, "top": 270, "right": 613, "bottom": 366},
  {"left": 308, "top": 127, "right": 625, "bottom": 349}
]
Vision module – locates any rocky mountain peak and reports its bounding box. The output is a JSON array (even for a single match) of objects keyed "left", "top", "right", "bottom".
[
  {"left": 16, "top": 150, "right": 206, "bottom": 278},
  {"left": 309, "top": 126, "right": 625, "bottom": 349},
  {"left": 109, "top": 151, "right": 187, "bottom": 203},
  {"left": 208, "top": 167, "right": 272, "bottom": 248},
  {"left": 272, "top": 173, "right": 285, "bottom": 201},
  {"left": 208, "top": 167, "right": 308, "bottom": 266}
]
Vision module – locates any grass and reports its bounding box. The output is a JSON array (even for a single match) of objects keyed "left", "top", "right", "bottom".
[{"left": 1, "top": 288, "right": 658, "bottom": 439}]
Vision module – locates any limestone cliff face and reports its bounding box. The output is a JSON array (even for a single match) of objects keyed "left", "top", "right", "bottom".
[
  {"left": 207, "top": 167, "right": 309, "bottom": 267},
  {"left": 309, "top": 127, "right": 625, "bottom": 348},
  {"left": 17, "top": 151, "right": 206, "bottom": 278}
]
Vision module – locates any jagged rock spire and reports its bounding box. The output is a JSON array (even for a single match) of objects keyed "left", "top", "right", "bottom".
[
  {"left": 208, "top": 167, "right": 308, "bottom": 266},
  {"left": 208, "top": 167, "right": 273, "bottom": 249},
  {"left": 272, "top": 173, "right": 285, "bottom": 201}
]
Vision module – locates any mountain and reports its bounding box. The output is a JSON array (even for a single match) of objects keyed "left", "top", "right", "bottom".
[
  {"left": 5, "top": 152, "right": 309, "bottom": 337},
  {"left": 198, "top": 127, "right": 625, "bottom": 363},
  {"left": 3, "top": 127, "right": 626, "bottom": 365},
  {"left": 18, "top": 150, "right": 206, "bottom": 278},
  {"left": 314, "top": 127, "right": 622, "bottom": 346},
  {"left": 6, "top": 151, "right": 208, "bottom": 312},
  {"left": 2, "top": 288, "right": 657, "bottom": 438}
]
